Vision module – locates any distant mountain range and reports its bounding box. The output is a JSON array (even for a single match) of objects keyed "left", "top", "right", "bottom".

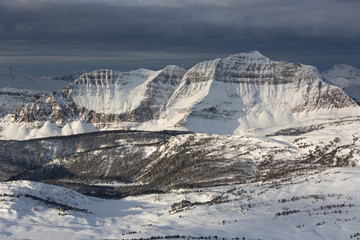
[
  {"left": 0, "top": 51, "right": 358, "bottom": 140},
  {"left": 0, "top": 67, "right": 73, "bottom": 91},
  {"left": 39, "top": 71, "right": 87, "bottom": 83},
  {"left": 0, "top": 68, "right": 85, "bottom": 118},
  {"left": 322, "top": 64, "right": 360, "bottom": 104}
]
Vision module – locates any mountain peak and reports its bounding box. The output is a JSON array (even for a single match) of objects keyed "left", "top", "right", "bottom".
[
  {"left": 226, "top": 50, "right": 269, "bottom": 61},
  {"left": 160, "top": 65, "right": 187, "bottom": 77},
  {"left": 162, "top": 65, "right": 186, "bottom": 71}
]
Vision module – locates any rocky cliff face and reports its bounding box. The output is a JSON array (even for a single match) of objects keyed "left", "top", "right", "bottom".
[{"left": 1, "top": 51, "right": 357, "bottom": 139}]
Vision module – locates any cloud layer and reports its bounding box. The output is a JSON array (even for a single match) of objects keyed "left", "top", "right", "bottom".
[{"left": 0, "top": 0, "right": 359, "bottom": 75}]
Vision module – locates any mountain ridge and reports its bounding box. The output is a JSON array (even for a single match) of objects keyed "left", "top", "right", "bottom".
[
  {"left": 0, "top": 51, "right": 358, "bottom": 139},
  {"left": 0, "top": 67, "right": 70, "bottom": 91}
]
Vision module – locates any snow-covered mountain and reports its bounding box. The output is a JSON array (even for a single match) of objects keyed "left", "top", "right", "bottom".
[
  {"left": 322, "top": 64, "right": 360, "bottom": 104},
  {"left": 1, "top": 51, "right": 357, "bottom": 140},
  {"left": 164, "top": 52, "right": 356, "bottom": 133}
]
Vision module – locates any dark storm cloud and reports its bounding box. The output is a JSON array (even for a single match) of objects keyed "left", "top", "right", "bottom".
[{"left": 0, "top": 0, "right": 359, "bottom": 75}]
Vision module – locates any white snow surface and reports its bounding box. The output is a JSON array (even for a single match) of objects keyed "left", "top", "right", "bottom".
[{"left": 1, "top": 167, "right": 359, "bottom": 239}]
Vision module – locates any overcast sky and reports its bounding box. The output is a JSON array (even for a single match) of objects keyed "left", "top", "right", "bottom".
[{"left": 0, "top": 0, "right": 359, "bottom": 76}]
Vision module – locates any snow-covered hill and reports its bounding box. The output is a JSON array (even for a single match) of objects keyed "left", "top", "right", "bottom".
[
  {"left": 322, "top": 64, "right": 360, "bottom": 104},
  {"left": 1, "top": 51, "right": 357, "bottom": 140},
  {"left": 1, "top": 167, "right": 359, "bottom": 239}
]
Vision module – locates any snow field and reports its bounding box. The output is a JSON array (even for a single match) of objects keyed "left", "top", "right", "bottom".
[{"left": 1, "top": 168, "right": 359, "bottom": 239}]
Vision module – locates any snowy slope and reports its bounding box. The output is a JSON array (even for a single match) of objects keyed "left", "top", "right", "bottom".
[
  {"left": 1, "top": 167, "right": 359, "bottom": 239},
  {"left": 322, "top": 64, "right": 360, "bottom": 104}
]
